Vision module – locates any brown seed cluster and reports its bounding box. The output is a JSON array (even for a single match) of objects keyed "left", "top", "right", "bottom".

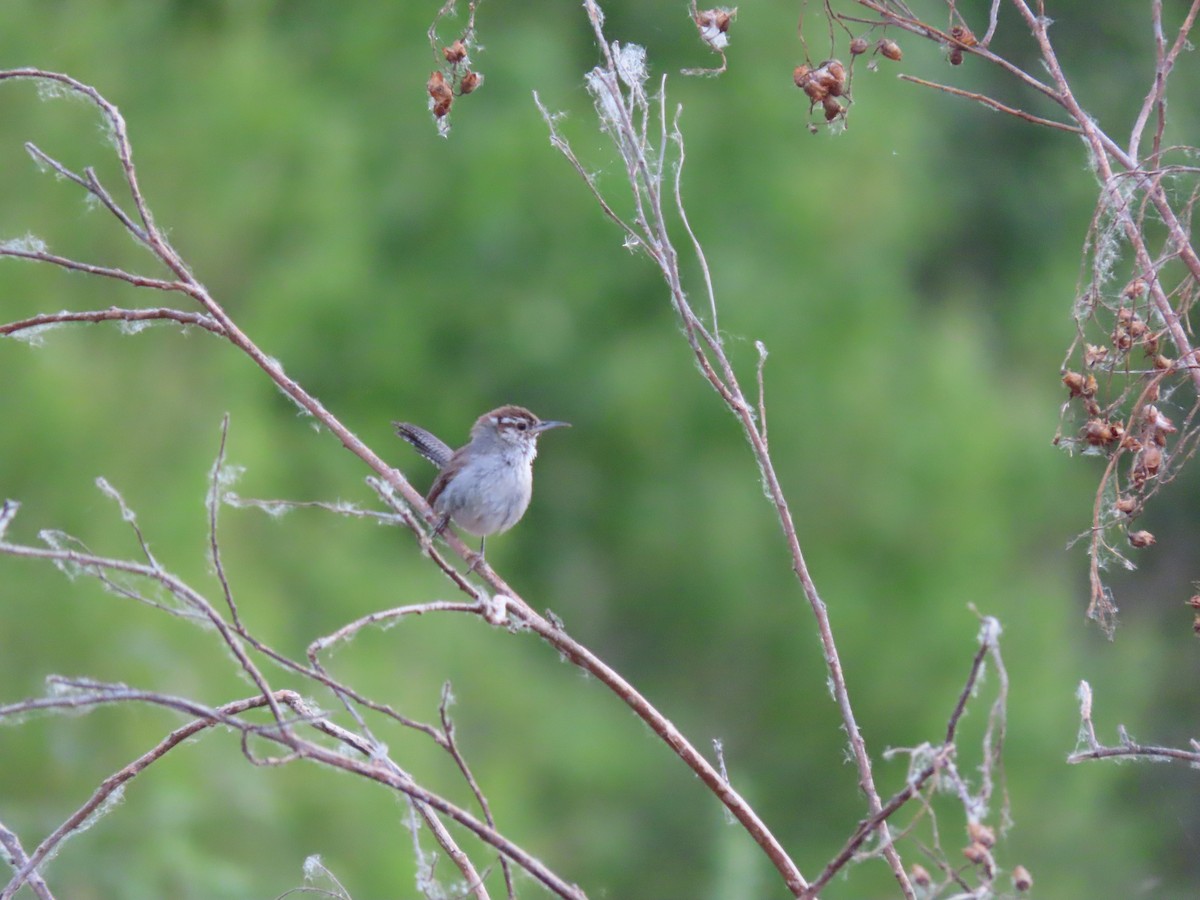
[
  {"left": 427, "top": 39, "right": 485, "bottom": 123},
  {"left": 1061, "top": 279, "right": 1180, "bottom": 535},
  {"left": 793, "top": 59, "right": 847, "bottom": 121},
  {"left": 950, "top": 24, "right": 978, "bottom": 47},
  {"left": 878, "top": 38, "right": 903, "bottom": 61},
  {"left": 693, "top": 7, "right": 736, "bottom": 52},
  {"left": 1084, "top": 392, "right": 1179, "bottom": 550},
  {"left": 1062, "top": 336, "right": 1173, "bottom": 554},
  {"left": 911, "top": 826, "right": 1029, "bottom": 893},
  {"left": 427, "top": 71, "right": 454, "bottom": 119},
  {"left": 948, "top": 25, "right": 977, "bottom": 66},
  {"left": 793, "top": 35, "right": 903, "bottom": 128}
]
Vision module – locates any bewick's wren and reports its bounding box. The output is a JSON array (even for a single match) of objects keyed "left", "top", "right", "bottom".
[{"left": 394, "top": 405, "right": 569, "bottom": 555}]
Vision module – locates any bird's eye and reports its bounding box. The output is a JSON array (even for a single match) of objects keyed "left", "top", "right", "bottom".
[{"left": 516, "top": 421, "right": 528, "bottom": 431}]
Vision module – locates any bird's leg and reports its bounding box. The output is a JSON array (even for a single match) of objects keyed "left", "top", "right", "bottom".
[{"left": 467, "top": 536, "right": 487, "bottom": 573}]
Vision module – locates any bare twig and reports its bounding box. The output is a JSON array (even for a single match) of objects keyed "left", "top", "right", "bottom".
[
  {"left": 843, "top": 0, "right": 1200, "bottom": 628},
  {"left": 0, "top": 688, "right": 580, "bottom": 900},
  {"left": 896, "top": 74, "right": 1083, "bottom": 134},
  {"left": 1069, "top": 680, "right": 1200, "bottom": 765},
  {"left": 802, "top": 616, "right": 1005, "bottom": 897},
  {"left": 0, "top": 306, "right": 221, "bottom": 337},
  {"left": 546, "top": 4, "right": 922, "bottom": 893},
  {"left": 0, "top": 822, "right": 55, "bottom": 900},
  {"left": 0, "top": 691, "right": 298, "bottom": 900},
  {"left": 0, "top": 504, "right": 288, "bottom": 729},
  {"left": 0, "top": 245, "right": 195, "bottom": 295},
  {"left": 440, "top": 683, "right": 515, "bottom": 900}
]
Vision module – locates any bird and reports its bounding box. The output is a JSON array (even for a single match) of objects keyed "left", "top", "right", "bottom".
[{"left": 394, "top": 405, "right": 569, "bottom": 556}]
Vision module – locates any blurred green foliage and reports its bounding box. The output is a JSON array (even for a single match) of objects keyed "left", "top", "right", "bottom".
[{"left": 2, "top": 2, "right": 1199, "bottom": 898}]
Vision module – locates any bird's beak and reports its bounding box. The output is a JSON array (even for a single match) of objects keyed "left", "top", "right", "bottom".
[{"left": 534, "top": 420, "right": 570, "bottom": 433}]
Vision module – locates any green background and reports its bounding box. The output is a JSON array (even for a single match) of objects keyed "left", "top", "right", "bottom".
[{"left": 2, "top": 1, "right": 1198, "bottom": 897}]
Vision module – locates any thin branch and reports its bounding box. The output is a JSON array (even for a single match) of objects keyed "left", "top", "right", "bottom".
[
  {"left": 1068, "top": 680, "right": 1200, "bottom": 765},
  {"left": 94, "top": 477, "right": 160, "bottom": 572},
  {"left": 0, "top": 823, "right": 55, "bottom": 900},
  {"left": 981, "top": 0, "right": 1002, "bottom": 47},
  {"left": 440, "top": 683, "right": 514, "bottom": 900},
  {"left": 897, "top": 75, "right": 1082, "bottom": 134},
  {"left": 0, "top": 529, "right": 288, "bottom": 730},
  {"left": 207, "top": 415, "right": 241, "bottom": 627},
  {"left": 802, "top": 617, "right": 1002, "bottom": 897},
  {"left": 21, "top": 142, "right": 148, "bottom": 243},
  {"left": 1131, "top": 0, "right": 1200, "bottom": 162},
  {"left": 0, "top": 306, "right": 223, "bottom": 337},
  {"left": 307, "top": 601, "right": 484, "bottom": 660},
  {"left": 0, "top": 247, "right": 196, "bottom": 294},
  {"left": 0, "top": 691, "right": 299, "bottom": 900},
  {"left": 755, "top": 341, "right": 769, "bottom": 448},
  {"left": 0, "top": 688, "right": 580, "bottom": 900},
  {"left": 670, "top": 105, "right": 720, "bottom": 335},
  {"left": 550, "top": 5, "right": 920, "bottom": 892}
]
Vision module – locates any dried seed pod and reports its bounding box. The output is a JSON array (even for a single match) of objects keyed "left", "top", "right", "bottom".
[
  {"left": 1124, "top": 278, "right": 1147, "bottom": 299},
  {"left": 428, "top": 70, "right": 453, "bottom": 103},
  {"left": 1139, "top": 444, "right": 1163, "bottom": 475},
  {"left": 1115, "top": 496, "right": 1137, "bottom": 515},
  {"left": 694, "top": 7, "right": 736, "bottom": 51},
  {"left": 949, "top": 46, "right": 964, "bottom": 65},
  {"left": 968, "top": 821, "right": 996, "bottom": 849},
  {"left": 1084, "top": 343, "right": 1108, "bottom": 366},
  {"left": 850, "top": 37, "right": 869, "bottom": 55},
  {"left": 950, "top": 24, "right": 978, "bottom": 47},
  {"left": 963, "top": 842, "right": 988, "bottom": 865},
  {"left": 962, "top": 842, "right": 995, "bottom": 878},
  {"left": 1083, "top": 419, "right": 1116, "bottom": 446},
  {"left": 1146, "top": 404, "right": 1177, "bottom": 435},
  {"left": 694, "top": 8, "right": 734, "bottom": 32},
  {"left": 1062, "top": 370, "right": 1087, "bottom": 397},
  {"left": 910, "top": 864, "right": 931, "bottom": 888},
  {"left": 822, "top": 95, "right": 842, "bottom": 121},
  {"left": 443, "top": 40, "right": 468, "bottom": 63},
  {"left": 1012, "top": 865, "right": 1034, "bottom": 892},
  {"left": 459, "top": 70, "right": 483, "bottom": 95},
  {"left": 879, "top": 39, "right": 903, "bottom": 61},
  {"left": 427, "top": 71, "right": 454, "bottom": 118},
  {"left": 794, "top": 65, "right": 828, "bottom": 102},
  {"left": 821, "top": 59, "right": 847, "bottom": 96},
  {"left": 1128, "top": 529, "right": 1156, "bottom": 548},
  {"left": 1186, "top": 595, "right": 1200, "bottom": 610}
]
